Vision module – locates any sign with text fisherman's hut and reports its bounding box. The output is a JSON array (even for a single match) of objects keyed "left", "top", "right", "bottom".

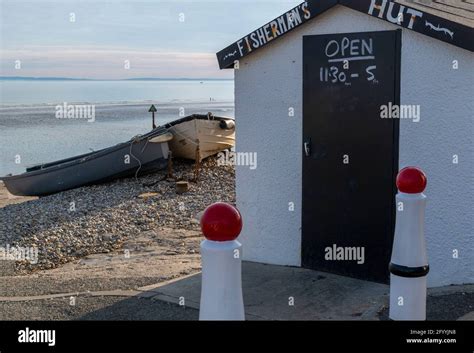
[{"left": 216, "top": 0, "right": 338, "bottom": 69}]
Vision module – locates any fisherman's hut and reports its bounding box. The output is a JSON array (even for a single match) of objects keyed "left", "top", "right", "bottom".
[{"left": 216, "top": 0, "right": 473, "bottom": 286}]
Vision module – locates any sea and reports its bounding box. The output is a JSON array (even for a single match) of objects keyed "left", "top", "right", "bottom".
[{"left": 0, "top": 80, "right": 234, "bottom": 176}]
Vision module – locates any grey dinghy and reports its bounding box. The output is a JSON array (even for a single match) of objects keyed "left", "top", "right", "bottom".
[{"left": 1, "top": 127, "right": 172, "bottom": 197}]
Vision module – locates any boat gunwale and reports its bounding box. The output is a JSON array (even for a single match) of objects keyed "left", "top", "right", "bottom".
[{"left": 163, "top": 113, "right": 234, "bottom": 129}]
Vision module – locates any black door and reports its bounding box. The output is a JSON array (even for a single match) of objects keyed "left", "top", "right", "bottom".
[{"left": 302, "top": 30, "right": 401, "bottom": 283}]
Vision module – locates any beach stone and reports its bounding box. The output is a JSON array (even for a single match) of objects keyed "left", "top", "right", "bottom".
[
  {"left": 138, "top": 192, "right": 159, "bottom": 199},
  {"left": 176, "top": 181, "right": 189, "bottom": 194}
]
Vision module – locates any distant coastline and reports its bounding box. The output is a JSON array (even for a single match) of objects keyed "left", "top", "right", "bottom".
[{"left": 0, "top": 76, "right": 233, "bottom": 81}]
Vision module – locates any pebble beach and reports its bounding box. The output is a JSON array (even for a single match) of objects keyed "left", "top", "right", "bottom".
[{"left": 0, "top": 156, "right": 235, "bottom": 274}]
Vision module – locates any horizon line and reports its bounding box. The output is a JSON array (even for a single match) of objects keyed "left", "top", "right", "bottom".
[{"left": 0, "top": 76, "right": 234, "bottom": 81}]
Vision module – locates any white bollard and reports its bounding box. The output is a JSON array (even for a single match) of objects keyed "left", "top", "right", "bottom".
[
  {"left": 199, "top": 202, "right": 245, "bottom": 321},
  {"left": 389, "top": 167, "right": 429, "bottom": 320},
  {"left": 200, "top": 239, "right": 244, "bottom": 320}
]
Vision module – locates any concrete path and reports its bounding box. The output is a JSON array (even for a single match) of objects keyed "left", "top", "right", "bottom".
[
  {"left": 137, "top": 262, "right": 474, "bottom": 321},
  {"left": 139, "top": 261, "right": 390, "bottom": 320}
]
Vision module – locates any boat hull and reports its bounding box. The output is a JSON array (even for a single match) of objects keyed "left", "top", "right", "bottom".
[
  {"left": 168, "top": 117, "right": 235, "bottom": 161},
  {"left": 1, "top": 134, "right": 169, "bottom": 197}
]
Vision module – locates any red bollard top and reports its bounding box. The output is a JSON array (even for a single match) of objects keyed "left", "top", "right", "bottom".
[
  {"left": 396, "top": 167, "right": 427, "bottom": 194},
  {"left": 200, "top": 202, "right": 243, "bottom": 241}
]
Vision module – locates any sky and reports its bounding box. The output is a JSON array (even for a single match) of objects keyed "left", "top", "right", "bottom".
[{"left": 0, "top": 0, "right": 301, "bottom": 79}]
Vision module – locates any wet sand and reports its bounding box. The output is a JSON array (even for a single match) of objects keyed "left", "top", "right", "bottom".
[{"left": 0, "top": 181, "right": 37, "bottom": 208}]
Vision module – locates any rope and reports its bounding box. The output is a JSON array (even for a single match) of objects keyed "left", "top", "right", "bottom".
[
  {"left": 141, "top": 136, "right": 150, "bottom": 153},
  {"left": 129, "top": 135, "right": 143, "bottom": 181}
]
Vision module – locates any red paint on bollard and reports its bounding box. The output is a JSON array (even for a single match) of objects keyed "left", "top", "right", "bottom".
[
  {"left": 200, "top": 202, "right": 243, "bottom": 241},
  {"left": 396, "top": 167, "right": 427, "bottom": 194}
]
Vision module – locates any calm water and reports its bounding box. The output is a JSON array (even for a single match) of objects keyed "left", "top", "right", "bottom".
[{"left": 0, "top": 80, "right": 234, "bottom": 176}]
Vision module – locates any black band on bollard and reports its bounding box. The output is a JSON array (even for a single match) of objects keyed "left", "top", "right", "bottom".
[{"left": 389, "top": 263, "right": 430, "bottom": 278}]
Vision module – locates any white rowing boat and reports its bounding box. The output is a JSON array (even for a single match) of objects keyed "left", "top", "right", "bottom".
[{"left": 165, "top": 114, "right": 235, "bottom": 161}]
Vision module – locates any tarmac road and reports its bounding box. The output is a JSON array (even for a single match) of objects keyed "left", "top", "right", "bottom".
[{"left": 1, "top": 296, "right": 198, "bottom": 321}]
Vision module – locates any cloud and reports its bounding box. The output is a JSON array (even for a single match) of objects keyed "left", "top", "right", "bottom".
[
  {"left": 0, "top": 0, "right": 301, "bottom": 79},
  {"left": 0, "top": 46, "right": 232, "bottom": 79}
]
